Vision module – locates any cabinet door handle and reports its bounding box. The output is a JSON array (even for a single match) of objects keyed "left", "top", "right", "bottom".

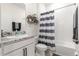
[
  {"left": 25, "top": 48, "right": 27, "bottom": 56},
  {"left": 23, "top": 49, "right": 25, "bottom": 56},
  {"left": 23, "top": 48, "right": 27, "bottom": 56}
]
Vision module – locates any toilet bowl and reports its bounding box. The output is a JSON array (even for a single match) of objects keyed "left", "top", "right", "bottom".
[{"left": 36, "top": 44, "right": 47, "bottom": 56}]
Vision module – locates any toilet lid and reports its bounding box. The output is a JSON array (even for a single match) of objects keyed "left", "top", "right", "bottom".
[{"left": 36, "top": 44, "right": 47, "bottom": 49}]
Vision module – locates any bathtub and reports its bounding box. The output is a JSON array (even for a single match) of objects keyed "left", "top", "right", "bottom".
[{"left": 55, "top": 41, "right": 76, "bottom": 56}]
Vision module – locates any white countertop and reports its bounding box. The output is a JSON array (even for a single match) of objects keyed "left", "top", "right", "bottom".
[
  {"left": 1, "top": 34, "right": 37, "bottom": 44},
  {"left": 2, "top": 34, "right": 29, "bottom": 39}
]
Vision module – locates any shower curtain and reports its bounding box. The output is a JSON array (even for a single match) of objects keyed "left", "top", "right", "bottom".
[
  {"left": 38, "top": 10, "right": 55, "bottom": 50},
  {"left": 73, "top": 6, "right": 79, "bottom": 56},
  {"left": 73, "top": 6, "right": 78, "bottom": 43}
]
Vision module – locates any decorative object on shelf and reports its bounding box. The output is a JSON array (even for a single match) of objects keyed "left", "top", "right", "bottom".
[
  {"left": 26, "top": 14, "right": 38, "bottom": 24},
  {"left": 12, "top": 22, "right": 21, "bottom": 32},
  {"left": 1, "top": 30, "right": 12, "bottom": 37}
]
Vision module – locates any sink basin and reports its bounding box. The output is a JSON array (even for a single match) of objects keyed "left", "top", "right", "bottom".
[{"left": 1, "top": 34, "right": 30, "bottom": 41}]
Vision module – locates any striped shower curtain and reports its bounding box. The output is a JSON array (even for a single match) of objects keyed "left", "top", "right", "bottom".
[{"left": 38, "top": 10, "right": 55, "bottom": 50}]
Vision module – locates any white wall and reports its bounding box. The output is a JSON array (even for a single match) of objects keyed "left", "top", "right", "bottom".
[
  {"left": 1, "top": 3, "right": 26, "bottom": 32},
  {"left": 1, "top": 3, "right": 39, "bottom": 36},
  {"left": 54, "top": 4, "right": 78, "bottom": 56},
  {"left": 55, "top": 5, "right": 76, "bottom": 48},
  {"left": 25, "top": 3, "right": 39, "bottom": 36}
]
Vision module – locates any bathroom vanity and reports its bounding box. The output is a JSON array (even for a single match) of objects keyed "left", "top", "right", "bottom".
[
  {"left": 0, "top": 3, "right": 38, "bottom": 56},
  {"left": 1, "top": 34, "right": 37, "bottom": 56}
]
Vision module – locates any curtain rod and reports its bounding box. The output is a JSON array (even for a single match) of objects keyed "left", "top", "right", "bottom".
[
  {"left": 40, "top": 3, "right": 77, "bottom": 15},
  {"left": 54, "top": 3, "right": 76, "bottom": 11}
]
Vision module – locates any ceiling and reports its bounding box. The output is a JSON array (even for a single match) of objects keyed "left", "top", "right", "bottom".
[{"left": 14, "top": 3, "right": 25, "bottom": 9}]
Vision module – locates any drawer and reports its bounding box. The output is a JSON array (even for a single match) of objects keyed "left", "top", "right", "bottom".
[
  {"left": 5, "top": 47, "right": 23, "bottom": 56},
  {"left": 12, "top": 38, "right": 35, "bottom": 50},
  {"left": 3, "top": 43, "right": 14, "bottom": 54},
  {"left": 3, "top": 38, "right": 35, "bottom": 54}
]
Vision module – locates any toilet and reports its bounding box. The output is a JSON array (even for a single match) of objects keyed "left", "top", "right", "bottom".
[{"left": 36, "top": 44, "right": 47, "bottom": 56}]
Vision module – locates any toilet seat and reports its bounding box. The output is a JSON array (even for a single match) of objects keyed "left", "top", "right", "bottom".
[
  {"left": 36, "top": 44, "right": 47, "bottom": 56},
  {"left": 36, "top": 44, "right": 47, "bottom": 51}
]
